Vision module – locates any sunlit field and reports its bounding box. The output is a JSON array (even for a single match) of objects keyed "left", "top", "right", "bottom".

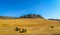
[{"left": 0, "top": 18, "right": 60, "bottom": 35}]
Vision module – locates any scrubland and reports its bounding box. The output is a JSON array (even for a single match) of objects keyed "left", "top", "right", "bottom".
[{"left": 0, "top": 18, "right": 60, "bottom": 35}]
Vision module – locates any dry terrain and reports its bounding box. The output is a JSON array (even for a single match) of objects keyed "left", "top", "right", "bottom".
[{"left": 0, "top": 18, "right": 60, "bottom": 35}]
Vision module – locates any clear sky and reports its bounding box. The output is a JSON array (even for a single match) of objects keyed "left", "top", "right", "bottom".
[{"left": 0, "top": 0, "right": 60, "bottom": 19}]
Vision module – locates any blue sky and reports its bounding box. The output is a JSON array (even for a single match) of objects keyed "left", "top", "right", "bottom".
[{"left": 0, "top": 0, "right": 60, "bottom": 19}]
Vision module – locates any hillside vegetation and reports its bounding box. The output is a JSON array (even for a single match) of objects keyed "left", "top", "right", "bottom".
[{"left": 0, "top": 14, "right": 60, "bottom": 35}]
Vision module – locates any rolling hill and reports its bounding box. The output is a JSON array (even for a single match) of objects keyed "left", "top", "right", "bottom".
[{"left": 0, "top": 14, "right": 60, "bottom": 35}]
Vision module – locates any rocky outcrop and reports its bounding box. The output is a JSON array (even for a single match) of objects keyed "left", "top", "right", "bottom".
[{"left": 20, "top": 14, "right": 44, "bottom": 18}]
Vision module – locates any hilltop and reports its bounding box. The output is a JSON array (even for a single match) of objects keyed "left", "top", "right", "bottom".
[{"left": 20, "top": 14, "right": 44, "bottom": 18}]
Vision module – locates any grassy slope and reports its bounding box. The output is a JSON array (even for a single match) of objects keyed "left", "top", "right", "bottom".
[{"left": 0, "top": 18, "right": 60, "bottom": 35}]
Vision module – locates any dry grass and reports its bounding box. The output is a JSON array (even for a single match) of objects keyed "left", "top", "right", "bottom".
[{"left": 0, "top": 18, "right": 60, "bottom": 35}]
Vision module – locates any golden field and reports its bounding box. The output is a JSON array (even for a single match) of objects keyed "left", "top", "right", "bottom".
[{"left": 0, "top": 18, "right": 60, "bottom": 35}]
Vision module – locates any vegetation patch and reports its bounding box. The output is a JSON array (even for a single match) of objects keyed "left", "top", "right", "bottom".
[
  {"left": 15, "top": 27, "right": 27, "bottom": 33},
  {"left": 52, "top": 33, "right": 60, "bottom": 35}
]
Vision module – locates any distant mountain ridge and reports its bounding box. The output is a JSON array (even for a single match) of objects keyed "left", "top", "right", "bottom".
[
  {"left": 0, "top": 16, "right": 17, "bottom": 19},
  {"left": 0, "top": 14, "right": 44, "bottom": 19},
  {"left": 0, "top": 14, "right": 60, "bottom": 21},
  {"left": 48, "top": 19, "right": 60, "bottom": 21}
]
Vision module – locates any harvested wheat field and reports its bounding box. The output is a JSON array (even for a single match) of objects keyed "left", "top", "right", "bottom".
[{"left": 0, "top": 18, "right": 60, "bottom": 35}]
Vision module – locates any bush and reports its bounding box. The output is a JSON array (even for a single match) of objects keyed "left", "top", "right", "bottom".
[
  {"left": 51, "top": 26, "right": 54, "bottom": 28},
  {"left": 15, "top": 27, "right": 27, "bottom": 33},
  {"left": 15, "top": 27, "right": 20, "bottom": 31}
]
